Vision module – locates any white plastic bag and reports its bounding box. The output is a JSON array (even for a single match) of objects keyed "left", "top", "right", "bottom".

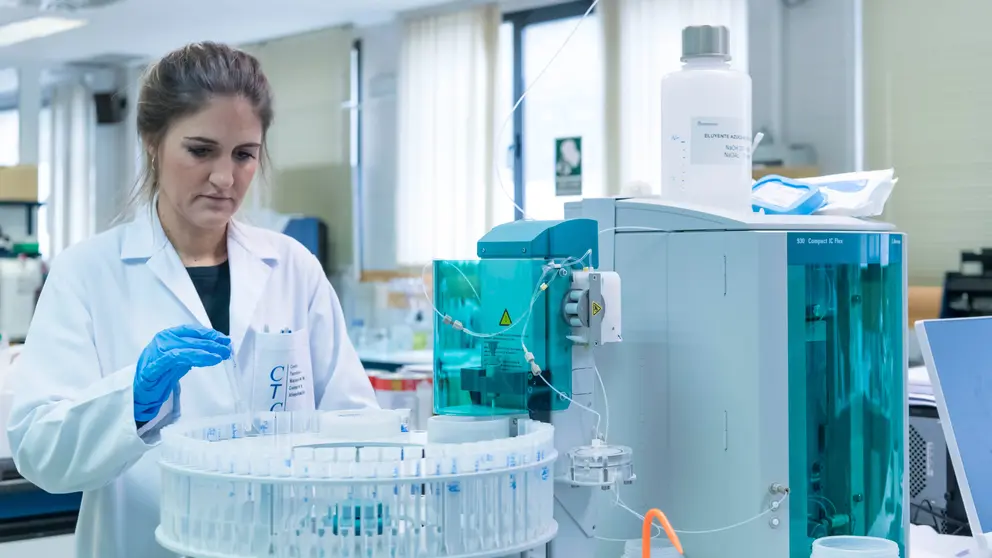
[
  {"left": 808, "top": 169, "right": 897, "bottom": 217},
  {"left": 251, "top": 328, "right": 315, "bottom": 412}
]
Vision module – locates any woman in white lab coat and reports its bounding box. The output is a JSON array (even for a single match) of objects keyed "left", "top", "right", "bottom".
[{"left": 4, "top": 42, "right": 377, "bottom": 558}]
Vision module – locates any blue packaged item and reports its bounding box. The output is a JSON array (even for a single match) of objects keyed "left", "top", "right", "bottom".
[{"left": 751, "top": 174, "right": 826, "bottom": 215}]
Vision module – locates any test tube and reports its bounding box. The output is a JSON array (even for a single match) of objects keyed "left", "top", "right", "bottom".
[
  {"left": 442, "top": 450, "right": 464, "bottom": 556},
  {"left": 514, "top": 452, "right": 527, "bottom": 544},
  {"left": 481, "top": 446, "right": 498, "bottom": 550},
  {"left": 177, "top": 472, "right": 191, "bottom": 547},
  {"left": 250, "top": 475, "right": 272, "bottom": 556},
  {"left": 427, "top": 481, "right": 442, "bottom": 557},
  {"left": 504, "top": 448, "right": 518, "bottom": 547}
]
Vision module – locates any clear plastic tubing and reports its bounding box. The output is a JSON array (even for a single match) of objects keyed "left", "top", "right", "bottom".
[
  {"left": 811, "top": 536, "right": 900, "bottom": 558},
  {"left": 622, "top": 538, "right": 680, "bottom": 558},
  {"left": 660, "top": 24, "right": 752, "bottom": 213}
]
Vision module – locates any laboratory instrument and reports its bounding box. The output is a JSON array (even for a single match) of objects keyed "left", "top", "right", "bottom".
[
  {"left": 916, "top": 317, "right": 992, "bottom": 555},
  {"left": 282, "top": 216, "right": 329, "bottom": 272},
  {"left": 621, "top": 537, "right": 679, "bottom": 558},
  {"left": 0, "top": 254, "right": 44, "bottom": 342},
  {"left": 431, "top": 219, "right": 628, "bottom": 496},
  {"left": 157, "top": 198, "right": 909, "bottom": 558},
  {"left": 661, "top": 25, "right": 752, "bottom": 212},
  {"left": 0, "top": 337, "right": 11, "bottom": 460},
  {"left": 908, "top": 391, "right": 965, "bottom": 535},
  {"left": 941, "top": 247, "right": 992, "bottom": 319},
  {"left": 154, "top": 408, "right": 556, "bottom": 558},
  {"left": 560, "top": 197, "right": 907, "bottom": 558}
]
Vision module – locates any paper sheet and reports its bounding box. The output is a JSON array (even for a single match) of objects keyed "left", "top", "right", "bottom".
[{"left": 911, "top": 524, "right": 990, "bottom": 558}]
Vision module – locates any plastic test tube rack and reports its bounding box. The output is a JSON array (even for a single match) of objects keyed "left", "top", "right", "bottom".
[{"left": 155, "top": 409, "right": 558, "bottom": 558}]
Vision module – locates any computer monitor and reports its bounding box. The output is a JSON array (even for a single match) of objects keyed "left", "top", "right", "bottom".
[{"left": 916, "top": 317, "right": 992, "bottom": 555}]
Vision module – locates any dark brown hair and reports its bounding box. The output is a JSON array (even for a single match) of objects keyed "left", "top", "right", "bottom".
[{"left": 124, "top": 41, "right": 274, "bottom": 215}]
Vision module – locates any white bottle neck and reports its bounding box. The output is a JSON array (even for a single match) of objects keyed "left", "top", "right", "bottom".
[{"left": 682, "top": 56, "right": 731, "bottom": 70}]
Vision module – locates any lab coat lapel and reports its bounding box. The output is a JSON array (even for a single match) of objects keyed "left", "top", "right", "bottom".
[
  {"left": 121, "top": 207, "right": 211, "bottom": 328},
  {"left": 227, "top": 220, "right": 276, "bottom": 355},
  {"left": 146, "top": 246, "right": 211, "bottom": 328}
]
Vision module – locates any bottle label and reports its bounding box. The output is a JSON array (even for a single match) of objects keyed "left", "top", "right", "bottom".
[{"left": 690, "top": 116, "right": 750, "bottom": 165}]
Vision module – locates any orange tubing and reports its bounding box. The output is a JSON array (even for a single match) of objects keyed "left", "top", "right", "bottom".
[{"left": 643, "top": 509, "right": 684, "bottom": 557}]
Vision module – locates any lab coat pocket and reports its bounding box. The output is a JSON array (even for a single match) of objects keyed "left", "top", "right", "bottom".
[{"left": 251, "top": 328, "right": 315, "bottom": 412}]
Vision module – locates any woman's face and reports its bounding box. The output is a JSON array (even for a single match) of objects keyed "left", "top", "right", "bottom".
[{"left": 154, "top": 95, "right": 263, "bottom": 231}]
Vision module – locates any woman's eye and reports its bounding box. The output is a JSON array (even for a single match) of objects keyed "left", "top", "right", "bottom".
[
  {"left": 236, "top": 151, "right": 257, "bottom": 161},
  {"left": 187, "top": 147, "right": 210, "bottom": 158}
]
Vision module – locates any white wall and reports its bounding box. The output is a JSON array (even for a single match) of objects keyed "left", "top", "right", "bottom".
[
  {"left": 242, "top": 27, "right": 355, "bottom": 274},
  {"left": 94, "top": 120, "right": 126, "bottom": 231},
  {"left": 80, "top": 66, "right": 139, "bottom": 233},
  {"left": 17, "top": 66, "right": 40, "bottom": 165},
  {"left": 359, "top": 22, "right": 401, "bottom": 272},
  {"left": 864, "top": 0, "right": 992, "bottom": 285},
  {"left": 778, "top": 0, "right": 860, "bottom": 174},
  {"left": 748, "top": 0, "right": 782, "bottom": 145}
]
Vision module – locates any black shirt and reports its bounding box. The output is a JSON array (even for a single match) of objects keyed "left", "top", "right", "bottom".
[{"left": 186, "top": 261, "right": 231, "bottom": 335}]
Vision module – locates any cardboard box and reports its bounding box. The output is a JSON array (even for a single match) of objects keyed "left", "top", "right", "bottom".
[
  {"left": 0, "top": 165, "right": 38, "bottom": 202},
  {"left": 909, "top": 286, "right": 943, "bottom": 327}
]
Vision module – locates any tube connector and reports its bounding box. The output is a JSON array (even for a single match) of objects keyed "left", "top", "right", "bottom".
[
  {"left": 769, "top": 483, "right": 790, "bottom": 495},
  {"left": 523, "top": 350, "right": 542, "bottom": 376},
  {"left": 442, "top": 315, "right": 465, "bottom": 331}
]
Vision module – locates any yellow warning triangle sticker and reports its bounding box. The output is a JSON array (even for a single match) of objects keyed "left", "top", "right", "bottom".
[
  {"left": 499, "top": 309, "right": 512, "bottom": 327},
  {"left": 591, "top": 301, "right": 603, "bottom": 316}
]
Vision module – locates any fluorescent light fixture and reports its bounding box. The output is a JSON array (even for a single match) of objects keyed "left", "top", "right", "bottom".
[{"left": 0, "top": 16, "right": 86, "bottom": 48}]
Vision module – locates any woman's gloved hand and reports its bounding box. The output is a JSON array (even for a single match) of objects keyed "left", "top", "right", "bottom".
[{"left": 134, "top": 325, "right": 232, "bottom": 422}]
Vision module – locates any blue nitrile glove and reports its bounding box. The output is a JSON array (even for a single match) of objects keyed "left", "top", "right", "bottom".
[{"left": 133, "top": 325, "right": 232, "bottom": 422}]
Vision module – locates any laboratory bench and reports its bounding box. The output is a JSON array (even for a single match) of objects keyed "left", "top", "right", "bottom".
[
  {"left": 0, "top": 458, "right": 79, "bottom": 545},
  {"left": 359, "top": 349, "right": 432, "bottom": 372}
]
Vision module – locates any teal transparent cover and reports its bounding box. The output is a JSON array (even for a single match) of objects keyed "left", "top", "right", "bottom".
[
  {"left": 787, "top": 233, "right": 906, "bottom": 557},
  {"left": 432, "top": 259, "right": 572, "bottom": 416}
]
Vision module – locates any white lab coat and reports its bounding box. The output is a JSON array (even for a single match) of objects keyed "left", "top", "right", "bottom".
[{"left": 4, "top": 207, "right": 377, "bottom": 558}]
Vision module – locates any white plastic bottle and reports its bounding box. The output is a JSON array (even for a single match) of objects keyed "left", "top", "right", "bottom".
[{"left": 660, "top": 25, "right": 752, "bottom": 213}]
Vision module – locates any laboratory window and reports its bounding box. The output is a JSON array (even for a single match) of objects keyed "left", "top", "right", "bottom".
[{"left": 500, "top": 0, "right": 604, "bottom": 222}]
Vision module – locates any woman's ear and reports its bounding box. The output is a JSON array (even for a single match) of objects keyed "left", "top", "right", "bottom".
[{"left": 140, "top": 133, "right": 160, "bottom": 158}]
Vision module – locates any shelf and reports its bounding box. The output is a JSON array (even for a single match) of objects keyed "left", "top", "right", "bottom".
[
  {"left": 0, "top": 202, "right": 42, "bottom": 236},
  {"left": 0, "top": 201, "right": 42, "bottom": 207}
]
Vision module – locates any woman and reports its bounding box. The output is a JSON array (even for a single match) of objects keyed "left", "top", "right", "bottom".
[{"left": 4, "top": 42, "right": 377, "bottom": 558}]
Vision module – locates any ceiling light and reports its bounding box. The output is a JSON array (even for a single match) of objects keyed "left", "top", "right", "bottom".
[{"left": 0, "top": 16, "right": 86, "bottom": 48}]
